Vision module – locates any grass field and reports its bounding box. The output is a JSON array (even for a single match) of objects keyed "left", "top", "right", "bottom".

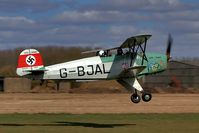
[{"left": 0, "top": 113, "right": 198, "bottom": 133}]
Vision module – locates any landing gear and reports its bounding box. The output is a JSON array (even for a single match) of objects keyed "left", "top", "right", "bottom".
[
  {"left": 131, "top": 93, "right": 141, "bottom": 104},
  {"left": 142, "top": 92, "right": 152, "bottom": 102},
  {"left": 117, "top": 78, "right": 152, "bottom": 104},
  {"left": 130, "top": 92, "right": 152, "bottom": 103}
]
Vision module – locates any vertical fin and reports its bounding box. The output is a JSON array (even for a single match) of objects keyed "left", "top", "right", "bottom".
[{"left": 16, "top": 49, "right": 44, "bottom": 76}]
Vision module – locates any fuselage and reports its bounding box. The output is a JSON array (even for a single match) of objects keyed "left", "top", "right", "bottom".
[{"left": 37, "top": 52, "right": 167, "bottom": 80}]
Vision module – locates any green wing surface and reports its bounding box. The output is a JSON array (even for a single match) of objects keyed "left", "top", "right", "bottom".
[{"left": 120, "top": 34, "right": 152, "bottom": 48}]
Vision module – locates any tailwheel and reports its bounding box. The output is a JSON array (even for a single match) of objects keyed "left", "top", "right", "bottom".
[
  {"left": 131, "top": 93, "right": 141, "bottom": 104},
  {"left": 142, "top": 92, "right": 152, "bottom": 102}
]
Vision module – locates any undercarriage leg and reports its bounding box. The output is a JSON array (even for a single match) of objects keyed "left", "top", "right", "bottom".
[{"left": 118, "top": 78, "right": 152, "bottom": 103}]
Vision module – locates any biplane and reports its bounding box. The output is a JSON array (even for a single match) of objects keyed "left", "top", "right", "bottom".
[{"left": 16, "top": 34, "right": 173, "bottom": 103}]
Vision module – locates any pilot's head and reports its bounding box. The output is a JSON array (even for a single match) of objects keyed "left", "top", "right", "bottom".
[{"left": 99, "top": 50, "right": 105, "bottom": 56}]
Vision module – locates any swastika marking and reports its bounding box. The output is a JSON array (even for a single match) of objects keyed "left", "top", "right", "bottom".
[{"left": 26, "top": 55, "right": 36, "bottom": 66}]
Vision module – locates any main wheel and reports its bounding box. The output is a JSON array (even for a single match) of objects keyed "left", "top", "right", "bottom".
[
  {"left": 131, "top": 94, "right": 141, "bottom": 104},
  {"left": 142, "top": 92, "right": 152, "bottom": 102}
]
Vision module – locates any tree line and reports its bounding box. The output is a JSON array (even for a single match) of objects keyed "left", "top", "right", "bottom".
[{"left": 0, "top": 46, "right": 198, "bottom": 77}]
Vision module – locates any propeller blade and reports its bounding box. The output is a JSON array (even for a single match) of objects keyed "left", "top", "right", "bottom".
[{"left": 166, "top": 34, "right": 173, "bottom": 61}]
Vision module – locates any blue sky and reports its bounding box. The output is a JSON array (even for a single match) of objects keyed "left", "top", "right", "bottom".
[{"left": 0, "top": 0, "right": 198, "bottom": 57}]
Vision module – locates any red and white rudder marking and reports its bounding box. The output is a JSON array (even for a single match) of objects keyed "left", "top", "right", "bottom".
[{"left": 16, "top": 49, "right": 44, "bottom": 76}]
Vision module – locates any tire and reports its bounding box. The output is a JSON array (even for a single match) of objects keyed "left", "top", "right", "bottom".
[
  {"left": 131, "top": 94, "right": 141, "bottom": 104},
  {"left": 142, "top": 92, "right": 152, "bottom": 102}
]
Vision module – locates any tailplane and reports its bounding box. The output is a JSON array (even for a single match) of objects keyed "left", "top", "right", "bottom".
[{"left": 16, "top": 49, "right": 45, "bottom": 76}]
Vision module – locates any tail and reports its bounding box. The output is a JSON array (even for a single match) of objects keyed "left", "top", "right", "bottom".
[{"left": 16, "top": 49, "right": 46, "bottom": 76}]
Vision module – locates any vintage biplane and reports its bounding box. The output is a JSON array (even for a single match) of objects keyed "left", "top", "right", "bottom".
[{"left": 16, "top": 34, "right": 173, "bottom": 103}]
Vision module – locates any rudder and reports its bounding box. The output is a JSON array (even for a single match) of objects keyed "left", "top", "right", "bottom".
[{"left": 16, "top": 49, "right": 44, "bottom": 76}]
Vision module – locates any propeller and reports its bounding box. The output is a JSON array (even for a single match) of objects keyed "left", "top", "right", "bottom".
[{"left": 166, "top": 34, "right": 173, "bottom": 61}]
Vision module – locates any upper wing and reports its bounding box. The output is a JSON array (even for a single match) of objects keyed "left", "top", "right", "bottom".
[
  {"left": 120, "top": 34, "right": 152, "bottom": 48},
  {"left": 82, "top": 34, "right": 152, "bottom": 54}
]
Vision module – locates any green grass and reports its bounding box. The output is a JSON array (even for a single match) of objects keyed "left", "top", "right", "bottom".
[{"left": 0, "top": 114, "right": 198, "bottom": 133}]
